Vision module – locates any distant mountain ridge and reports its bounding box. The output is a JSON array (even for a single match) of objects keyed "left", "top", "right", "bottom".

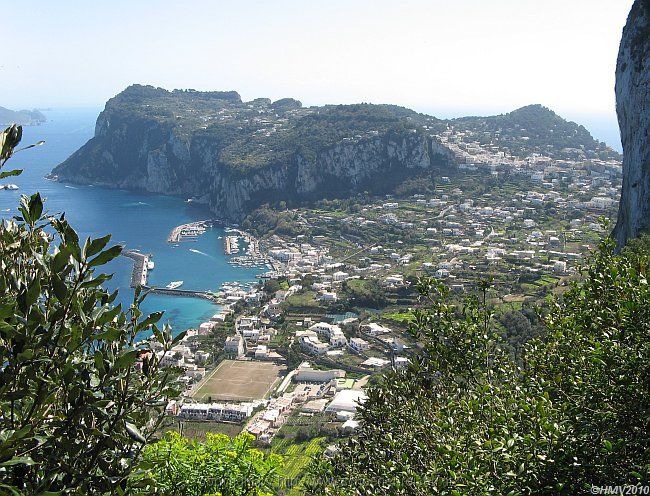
[
  {"left": 453, "top": 104, "right": 616, "bottom": 160},
  {"left": 0, "top": 106, "right": 46, "bottom": 126},
  {"left": 52, "top": 85, "right": 620, "bottom": 221}
]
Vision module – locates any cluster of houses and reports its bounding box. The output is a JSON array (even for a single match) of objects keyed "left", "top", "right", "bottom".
[
  {"left": 437, "top": 122, "right": 622, "bottom": 182},
  {"left": 171, "top": 361, "right": 368, "bottom": 445},
  {"left": 292, "top": 320, "right": 410, "bottom": 370},
  {"left": 150, "top": 326, "right": 213, "bottom": 390},
  {"left": 223, "top": 314, "right": 284, "bottom": 361},
  {"left": 245, "top": 363, "right": 367, "bottom": 443},
  {"left": 291, "top": 160, "right": 619, "bottom": 292}
]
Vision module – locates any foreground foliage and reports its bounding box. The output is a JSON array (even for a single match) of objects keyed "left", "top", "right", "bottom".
[
  {"left": 132, "top": 431, "right": 282, "bottom": 496},
  {"left": 307, "top": 237, "right": 650, "bottom": 494},
  {"left": 0, "top": 125, "right": 183, "bottom": 494}
]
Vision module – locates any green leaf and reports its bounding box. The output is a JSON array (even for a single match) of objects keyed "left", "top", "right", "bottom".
[
  {"left": 113, "top": 350, "right": 139, "bottom": 370},
  {"left": 0, "top": 169, "right": 22, "bottom": 179},
  {"left": 84, "top": 234, "right": 111, "bottom": 258},
  {"left": 51, "top": 273, "right": 67, "bottom": 300},
  {"left": 125, "top": 421, "right": 146, "bottom": 444},
  {"left": 171, "top": 330, "right": 187, "bottom": 345},
  {"left": 94, "top": 351, "right": 105, "bottom": 374},
  {"left": 24, "top": 278, "right": 41, "bottom": 308},
  {"left": 0, "top": 456, "right": 35, "bottom": 467},
  {"left": 88, "top": 245, "right": 123, "bottom": 267},
  {"left": 28, "top": 193, "right": 43, "bottom": 222},
  {"left": 137, "top": 311, "right": 164, "bottom": 332}
]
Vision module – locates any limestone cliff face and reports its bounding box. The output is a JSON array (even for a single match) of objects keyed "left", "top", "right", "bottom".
[
  {"left": 55, "top": 107, "right": 438, "bottom": 221},
  {"left": 613, "top": 0, "right": 650, "bottom": 248}
]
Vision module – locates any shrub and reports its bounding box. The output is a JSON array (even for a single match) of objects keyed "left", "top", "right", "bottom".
[
  {"left": 0, "top": 125, "right": 183, "bottom": 494},
  {"left": 306, "top": 237, "right": 650, "bottom": 494}
]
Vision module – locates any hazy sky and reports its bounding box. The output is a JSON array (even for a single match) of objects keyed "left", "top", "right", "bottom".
[{"left": 3, "top": 1, "right": 633, "bottom": 131}]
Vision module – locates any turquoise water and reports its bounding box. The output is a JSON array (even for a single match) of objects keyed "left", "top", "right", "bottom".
[{"left": 0, "top": 109, "right": 261, "bottom": 333}]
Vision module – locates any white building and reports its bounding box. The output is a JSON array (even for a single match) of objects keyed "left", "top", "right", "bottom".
[
  {"left": 329, "top": 330, "right": 347, "bottom": 347},
  {"left": 349, "top": 337, "right": 370, "bottom": 354},
  {"left": 224, "top": 335, "right": 245, "bottom": 357},
  {"left": 300, "top": 335, "right": 328, "bottom": 355},
  {"left": 178, "top": 402, "right": 254, "bottom": 422},
  {"left": 325, "top": 390, "right": 368, "bottom": 414},
  {"left": 553, "top": 260, "right": 567, "bottom": 274},
  {"left": 384, "top": 274, "right": 404, "bottom": 286},
  {"left": 198, "top": 322, "right": 214, "bottom": 335},
  {"left": 319, "top": 292, "right": 338, "bottom": 302},
  {"left": 294, "top": 364, "right": 345, "bottom": 382},
  {"left": 254, "top": 345, "right": 270, "bottom": 360},
  {"left": 361, "top": 323, "right": 392, "bottom": 336}
]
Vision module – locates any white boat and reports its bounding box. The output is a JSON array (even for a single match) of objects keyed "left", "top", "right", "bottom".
[
  {"left": 0, "top": 184, "right": 19, "bottom": 190},
  {"left": 147, "top": 261, "right": 155, "bottom": 270},
  {"left": 166, "top": 281, "right": 183, "bottom": 290}
]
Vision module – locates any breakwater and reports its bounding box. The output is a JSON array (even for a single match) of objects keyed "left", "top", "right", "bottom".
[
  {"left": 168, "top": 220, "right": 212, "bottom": 243},
  {"left": 143, "top": 286, "right": 218, "bottom": 302},
  {"left": 121, "top": 250, "right": 150, "bottom": 287}
]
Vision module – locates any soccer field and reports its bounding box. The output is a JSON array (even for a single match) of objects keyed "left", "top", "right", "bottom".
[{"left": 192, "top": 360, "right": 286, "bottom": 402}]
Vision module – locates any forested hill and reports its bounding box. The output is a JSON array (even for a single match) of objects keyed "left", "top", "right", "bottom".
[
  {"left": 52, "top": 85, "right": 620, "bottom": 221},
  {"left": 452, "top": 104, "right": 619, "bottom": 160}
]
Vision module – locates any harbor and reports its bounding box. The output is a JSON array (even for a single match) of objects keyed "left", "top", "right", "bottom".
[
  {"left": 117, "top": 222, "right": 267, "bottom": 310},
  {"left": 223, "top": 228, "right": 272, "bottom": 270}
]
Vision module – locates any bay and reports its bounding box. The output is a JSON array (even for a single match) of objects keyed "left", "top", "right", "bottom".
[{"left": 0, "top": 108, "right": 261, "bottom": 333}]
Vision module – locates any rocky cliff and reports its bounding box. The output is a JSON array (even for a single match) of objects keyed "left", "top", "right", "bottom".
[
  {"left": 613, "top": 0, "right": 650, "bottom": 248},
  {"left": 53, "top": 86, "right": 443, "bottom": 220},
  {"left": 53, "top": 85, "right": 617, "bottom": 222}
]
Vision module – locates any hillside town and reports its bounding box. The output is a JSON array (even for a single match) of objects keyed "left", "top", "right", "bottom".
[{"left": 149, "top": 131, "right": 622, "bottom": 492}]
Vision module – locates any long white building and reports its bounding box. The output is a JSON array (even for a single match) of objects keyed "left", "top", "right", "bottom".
[{"left": 178, "top": 402, "right": 254, "bottom": 422}]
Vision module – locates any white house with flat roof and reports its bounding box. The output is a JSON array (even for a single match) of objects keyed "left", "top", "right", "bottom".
[
  {"left": 326, "top": 390, "right": 368, "bottom": 414},
  {"left": 224, "top": 335, "right": 245, "bottom": 357},
  {"left": 361, "top": 323, "right": 392, "bottom": 336},
  {"left": 349, "top": 337, "right": 370, "bottom": 354},
  {"left": 300, "top": 335, "right": 328, "bottom": 355}
]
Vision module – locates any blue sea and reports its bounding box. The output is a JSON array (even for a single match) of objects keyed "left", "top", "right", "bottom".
[{"left": 0, "top": 109, "right": 262, "bottom": 333}]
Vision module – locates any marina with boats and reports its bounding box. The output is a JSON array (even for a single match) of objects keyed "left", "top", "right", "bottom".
[
  {"left": 121, "top": 222, "right": 269, "bottom": 307},
  {"left": 167, "top": 220, "right": 213, "bottom": 243}
]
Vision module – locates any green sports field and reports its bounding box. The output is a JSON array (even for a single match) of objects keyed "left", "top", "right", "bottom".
[{"left": 192, "top": 360, "right": 286, "bottom": 402}]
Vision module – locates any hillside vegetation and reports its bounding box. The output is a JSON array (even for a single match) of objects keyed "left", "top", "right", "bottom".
[
  {"left": 306, "top": 236, "right": 650, "bottom": 494},
  {"left": 59, "top": 85, "right": 618, "bottom": 176}
]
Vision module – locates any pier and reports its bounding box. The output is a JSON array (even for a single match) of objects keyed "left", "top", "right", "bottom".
[
  {"left": 143, "top": 286, "right": 218, "bottom": 302},
  {"left": 121, "top": 250, "right": 150, "bottom": 288},
  {"left": 224, "top": 235, "right": 239, "bottom": 255},
  {"left": 168, "top": 220, "right": 212, "bottom": 243}
]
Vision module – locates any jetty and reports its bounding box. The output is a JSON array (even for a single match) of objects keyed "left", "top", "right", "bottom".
[
  {"left": 168, "top": 220, "right": 212, "bottom": 243},
  {"left": 121, "top": 250, "right": 150, "bottom": 288},
  {"left": 224, "top": 235, "right": 239, "bottom": 255},
  {"left": 143, "top": 286, "right": 218, "bottom": 302}
]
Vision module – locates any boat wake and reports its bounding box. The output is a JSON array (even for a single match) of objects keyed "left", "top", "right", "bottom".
[{"left": 189, "top": 248, "right": 212, "bottom": 258}]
